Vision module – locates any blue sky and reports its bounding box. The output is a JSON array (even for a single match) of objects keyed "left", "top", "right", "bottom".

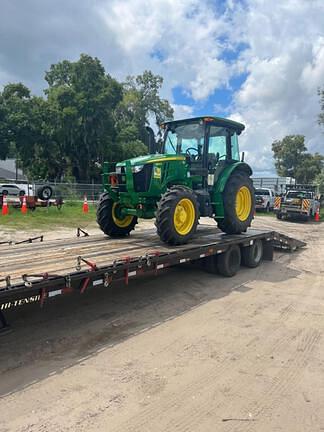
[{"left": 0, "top": 0, "right": 323, "bottom": 175}]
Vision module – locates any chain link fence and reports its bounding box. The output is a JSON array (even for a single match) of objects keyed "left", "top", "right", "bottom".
[{"left": 36, "top": 182, "right": 103, "bottom": 202}]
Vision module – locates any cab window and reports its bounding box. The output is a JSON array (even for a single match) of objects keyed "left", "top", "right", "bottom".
[
  {"left": 208, "top": 126, "right": 227, "bottom": 159},
  {"left": 231, "top": 133, "right": 240, "bottom": 161}
]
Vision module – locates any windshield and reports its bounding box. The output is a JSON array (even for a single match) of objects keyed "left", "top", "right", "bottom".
[
  {"left": 164, "top": 122, "right": 204, "bottom": 154},
  {"left": 255, "top": 189, "right": 270, "bottom": 196},
  {"left": 286, "top": 191, "right": 312, "bottom": 199}
]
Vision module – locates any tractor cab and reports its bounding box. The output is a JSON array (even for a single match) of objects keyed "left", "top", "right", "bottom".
[
  {"left": 161, "top": 117, "right": 243, "bottom": 159},
  {"left": 160, "top": 117, "right": 244, "bottom": 186}
]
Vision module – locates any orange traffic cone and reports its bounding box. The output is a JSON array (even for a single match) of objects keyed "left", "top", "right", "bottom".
[
  {"left": 315, "top": 207, "right": 320, "bottom": 222},
  {"left": 21, "top": 195, "right": 27, "bottom": 214},
  {"left": 83, "top": 195, "right": 89, "bottom": 213},
  {"left": 2, "top": 195, "right": 8, "bottom": 215}
]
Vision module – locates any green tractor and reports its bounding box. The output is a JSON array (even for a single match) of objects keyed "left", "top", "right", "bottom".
[{"left": 97, "top": 116, "right": 255, "bottom": 245}]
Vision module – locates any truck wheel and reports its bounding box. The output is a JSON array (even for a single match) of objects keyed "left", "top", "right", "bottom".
[
  {"left": 155, "top": 186, "right": 199, "bottom": 245},
  {"left": 217, "top": 245, "right": 241, "bottom": 277},
  {"left": 266, "top": 203, "right": 270, "bottom": 212},
  {"left": 241, "top": 239, "right": 263, "bottom": 268},
  {"left": 97, "top": 193, "right": 137, "bottom": 237},
  {"left": 37, "top": 185, "right": 53, "bottom": 200},
  {"left": 217, "top": 172, "right": 255, "bottom": 234},
  {"left": 276, "top": 212, "right": 282, "bottom": 220}
]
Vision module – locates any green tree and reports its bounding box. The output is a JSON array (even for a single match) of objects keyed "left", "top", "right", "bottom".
[
  {"left": 272, "top": 135, "right": 323, "bottom": 183},
  {"left": 318, "top": 87, "right": 324, "bottom": 127},
  {"left": 315, "top": 170, "right": 324, "bottom": 195},
  {"left": 115, "top": 70, "right": 174, "bottom": 159},
  {"left": 45, "top": 54, "right": 123, "bottom": 181}
]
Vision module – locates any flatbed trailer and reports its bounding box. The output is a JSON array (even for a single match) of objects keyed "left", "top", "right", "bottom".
[{"left": 0, "top": 225, "right": 306, "bottom": 332}]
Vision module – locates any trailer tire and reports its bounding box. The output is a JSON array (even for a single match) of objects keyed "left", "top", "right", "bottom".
[
  {"left": 37, "top": 185, "right": 53, "bottom": 200},
  {"left": 241, "top": 239, "right": 263, "bottom": 268},
  {"left": 217, "top": 244, "right": 241, "bottom": 277},
  {"left": 97, "top": 193, "right": 137, "bottom": 237},
  {"left": 155, "top": 186, "right": 199, "bottom": 245}
]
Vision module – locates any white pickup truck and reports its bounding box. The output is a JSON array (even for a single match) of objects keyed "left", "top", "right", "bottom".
[{"left": 254, "top": 188, "right": 275, "bottom": 212}]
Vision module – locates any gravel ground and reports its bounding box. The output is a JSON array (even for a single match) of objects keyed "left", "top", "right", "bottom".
[{"left": 0, "top": 216, "right": 323, "bottom": 432}]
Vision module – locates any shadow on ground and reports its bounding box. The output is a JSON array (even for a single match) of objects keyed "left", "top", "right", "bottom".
[{"left": 0, "top": 255, "right": 301, "bottom": 397}]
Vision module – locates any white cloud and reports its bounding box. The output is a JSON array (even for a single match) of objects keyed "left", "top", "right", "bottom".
[
  {"left": 97, "top": 0, "right": 234, "bottom": 100},
  {"left": 230, "top": 0, "right": 324, "bottom": 174},
  {"left": 172, "top": 103, "right": 194, "bottom": 120},
  {"left": 1, "top": 0, "right": 323, "bottom": 175}
]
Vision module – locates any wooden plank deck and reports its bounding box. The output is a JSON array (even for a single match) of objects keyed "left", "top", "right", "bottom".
[{"left": 0, "top": 226, "right": 271, "bottom": 289}]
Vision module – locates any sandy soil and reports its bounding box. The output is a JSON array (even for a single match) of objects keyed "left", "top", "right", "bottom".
[{"left": 0, "top": 216, "right": 323, "bottom": 432}]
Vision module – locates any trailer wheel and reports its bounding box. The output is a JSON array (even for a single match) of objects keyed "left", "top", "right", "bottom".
[
  {"left": 37, "top": 185, "right": 53, "bottom": 200},
  {"left": 241, "top": 239, "right": 263, "bottom": 268},
  {"left": 97, "top": 193, "right": 137, "bottom": 237},
  {"left": 217, "top": 245, "right": 241, "bottom": 277}
]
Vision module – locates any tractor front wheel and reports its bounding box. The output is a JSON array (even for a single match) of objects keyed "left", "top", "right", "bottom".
[
  {"left": 155, "top": 186, "right": 199, "bottom": 245},
  {"left": 97, "top": 193, "right": 137, "bottom": 237},
  {"left": 217, "top": 172, "right": 254, "bottom": 234}
]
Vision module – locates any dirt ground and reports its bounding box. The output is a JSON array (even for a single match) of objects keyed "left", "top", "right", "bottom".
[{"left": 0, "top": 215, "right": 323, "bottom": 432}]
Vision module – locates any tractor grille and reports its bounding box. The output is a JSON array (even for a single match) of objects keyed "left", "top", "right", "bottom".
[{"left": 133, "top": 165, "right": 153, "bottom": 192}]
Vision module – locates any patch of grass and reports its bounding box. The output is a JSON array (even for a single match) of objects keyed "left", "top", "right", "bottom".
[
  {"left": 320, "top": 206, "right": 324, "bottom": 219},
  {"left": 0, "top": 201, "right": 96, "bottom": 230}
]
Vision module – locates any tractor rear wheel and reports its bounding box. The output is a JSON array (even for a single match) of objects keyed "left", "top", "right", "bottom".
[
  {"left": 155, "top": 186, "right": 199, "bottom": 245},
  {"left": 97, "top": 193, "right": 137, "bottom": 237},
  {"left": 217, "top": 172, "right": 254, "bottom": 234}
]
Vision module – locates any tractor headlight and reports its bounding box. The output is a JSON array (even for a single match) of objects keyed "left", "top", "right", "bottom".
[
  {"left": 115, "top": 166, "right": 122, "bottom": 174},
  {"left": 131, "top": 165, "right": 144, "bottom": 173}
]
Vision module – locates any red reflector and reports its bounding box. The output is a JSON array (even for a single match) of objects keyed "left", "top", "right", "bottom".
[{"left": 110, "top": 175, "right": 118, "bottom": 186}]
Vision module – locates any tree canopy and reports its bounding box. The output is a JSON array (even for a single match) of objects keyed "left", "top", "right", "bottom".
[
  {"left": 272, "top": 135, "right": 324, "bottom": 183},
  {"left": 0, "top": 54, "right": 173, "bottom": 182}
]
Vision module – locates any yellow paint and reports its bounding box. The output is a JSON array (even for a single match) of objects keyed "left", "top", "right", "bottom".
[
  {"left": 173, "top": 198, "right": 195, "bottom": 235},
  {"left": 112, "top": 203, "right": 134, "bottom": 228},
  {"left": 153, "top": 166, "right": 162, "bottom": 179},
  {"left": 147, "top": 156, "right": 185, "bottom": 164},
  {"left": 235, "top": 186, "right": 252, "bottom": 221}
]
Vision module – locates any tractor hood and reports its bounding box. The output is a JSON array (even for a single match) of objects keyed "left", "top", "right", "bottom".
[{"left": 116, "top": 154, "right": 186, "bottom": 167}]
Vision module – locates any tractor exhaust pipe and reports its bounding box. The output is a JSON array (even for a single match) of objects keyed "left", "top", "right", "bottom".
[{"left": 146, "top": 126, "right": 156, "bottom": 154}]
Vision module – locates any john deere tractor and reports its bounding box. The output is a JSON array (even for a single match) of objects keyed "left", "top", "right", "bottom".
[{"left": 97, "top": 116, "right": 255, "bottom": 245}]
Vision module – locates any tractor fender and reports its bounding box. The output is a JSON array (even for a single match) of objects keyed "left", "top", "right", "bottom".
[
  {"left": 215, "top": 162, "right": 252, "bottom": 194},
  {"left": 212, "top": 162, "right": 253, "bottom": 218}
]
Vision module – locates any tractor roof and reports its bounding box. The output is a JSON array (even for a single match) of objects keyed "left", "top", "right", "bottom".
[{"left": 161, "top": 116, "right": 245, "bottom": 134}]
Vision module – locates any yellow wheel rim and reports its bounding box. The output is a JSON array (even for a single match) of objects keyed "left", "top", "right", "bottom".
[
  {"left": 173, "top": 198, "right": 195, "bottom": 235},
  {"left": 235, "top": 186, "right": 252, "bottom": 221},
  {"left": 112, "top": 203, "right": 134, "bottom": 228}
]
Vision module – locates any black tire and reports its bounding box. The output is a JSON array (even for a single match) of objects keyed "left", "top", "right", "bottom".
[
  {"left": 155, "top": 186, "right": 199, "bottom": 245},
  {"left": 241, "top": 239, "right": 263, "bottom": 268},
  {"left": 217, "top": 172, "right": 255, "bottom": 234},
  {"left": 2, "top": 190, "right": 8, "bottom": 196},
  {"left": 276, "top": 212, "right": 282, "bottom": 220},
  {"left": 19, "top": 190, "right": 25, "bottom": 197},
  {"left": 217, "top": 245, "right": 241, "bottom": 277},
  {"left": 266, "top": 203, "right": 270, "bottom": 212},
  {"left": 97, "top": 193, "right": 137, "bottom": 237},
  {"left": 37, "top": 185, "right": 53, "bottom": 200}
]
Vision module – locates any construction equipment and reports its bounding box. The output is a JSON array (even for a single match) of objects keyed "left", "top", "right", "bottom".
[
  {"left": 97, "top": 116, "right": 255, "bottom": 245},
  {"left": 274, "top": 184, "right": 320, "bottom": 221}
]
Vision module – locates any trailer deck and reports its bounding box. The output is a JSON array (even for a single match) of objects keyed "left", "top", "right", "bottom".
[{"left": 0, "top": 225, "right": 306, "bottom": 331}]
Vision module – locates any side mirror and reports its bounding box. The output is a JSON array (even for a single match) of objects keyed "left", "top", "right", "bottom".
[
  {"left": 241, "top": 151, "right": 245, "bottom": 162},
  {"left": 145, "top": 126, "right": 156, "bottom": 154}
]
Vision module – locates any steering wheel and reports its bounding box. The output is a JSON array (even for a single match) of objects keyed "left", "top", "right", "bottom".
[{"left": 186, "top": 147, "right": 200, "bottom": 161}]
